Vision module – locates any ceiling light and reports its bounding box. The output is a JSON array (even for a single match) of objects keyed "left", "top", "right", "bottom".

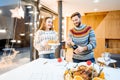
[
  {"left": 94, "top": 8, "right": 98, "bottom": 11},
  {"left": 93, "top": 0, "right": 99, "bottom": 3},
  {"left": 0, "top": 10, "right": 2, "bottom": 14},
  {"left": 65, "top": 13, "right": 71, "bottom": 17},
  {"left": 27, "top": 6, "right": 32, "bottom": 9},
  {"left": 29, "top": 11, "right": 33, "bottom": 14},
  {"left": 10, "top": 40, "right": 16, "bottom": 43},
  {"left": 34, "top": 11, "right": 38, "bottom": 15},
  {"left": 39, "top": 4, "right": 42, "bottom": 8},
  {"left": 19, "top": 33, "right": 25, "bottom": 36},
  {"left": 17, "top": 40, "right": 21, "bottom": 43},
  {"left": 41, "top": 16, "right": 44, "bottom": 18},
  {"left": 0, "top": 29, "right": 6, "bottom": 33},
  {"left": 29, "top": 22, "right": 33, "bottom": 25},
  {"left": 29, "top": 33, "right": 33, "bottom": 36},
  {"left": 53, "top": 16, "right": 56, "bottom": 20},
  {"left": 37, "top": 21, "right": 39, "bottom": 25},
  {"left": 25, "top": 22, "right": 29, "bottom": 25},
  {"left": 34, "top": 0, "right": 37, "bottom": 2}
]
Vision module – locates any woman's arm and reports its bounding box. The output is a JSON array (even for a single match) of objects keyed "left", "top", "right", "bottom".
[{"left": 34, "top": 30, "right": 46, "bottom": 51}]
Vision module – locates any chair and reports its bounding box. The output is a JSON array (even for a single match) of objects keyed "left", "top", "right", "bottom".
[{"left": 109, "top": 53, "right": 120, "bottom": 68}]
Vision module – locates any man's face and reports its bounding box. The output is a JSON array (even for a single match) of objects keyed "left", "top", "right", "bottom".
[{"left": 71, "top": 15, "right": 81, "bottom": 27}]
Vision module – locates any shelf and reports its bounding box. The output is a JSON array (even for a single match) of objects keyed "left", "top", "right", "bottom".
[
  {"left": 105, "top": 48, "right": 120, "bottom": 54},
  {"left": 105, "top": 38, "right": 120, "bottom": 39},
  {"left": 105, "top": 39, "right": 120, "bottom": 48}
]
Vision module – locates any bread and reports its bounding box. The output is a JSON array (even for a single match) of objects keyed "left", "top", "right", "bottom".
[{"left": 48, "top": 40, "right": 58, "bottom": 44}]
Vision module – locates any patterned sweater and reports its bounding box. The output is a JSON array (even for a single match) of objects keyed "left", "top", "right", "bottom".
[
  {"left": 69, "top": 24, "right": 96, "bottom": 60},
  {"left": 34, "top": 30, "right": 58, "bottom": 55}
]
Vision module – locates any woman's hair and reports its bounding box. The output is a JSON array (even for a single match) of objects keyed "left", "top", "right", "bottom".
[
  {"left": 70, "top": 12, "right": 81, "bottom": 19},
  {"left": 39, "top": 17, "right": 54, "bottom": 30}
]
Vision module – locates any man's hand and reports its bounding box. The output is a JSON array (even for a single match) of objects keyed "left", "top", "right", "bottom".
[
  {"left": 73, "top": 46, "right": 87, "bottom": 54},
  {"left": 66, "top": 38, "right": 74, "bottom": 46}
]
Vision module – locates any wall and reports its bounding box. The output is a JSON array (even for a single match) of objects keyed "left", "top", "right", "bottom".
[{"left": 53, "top": 17, "right": 59, "bottom": 32}]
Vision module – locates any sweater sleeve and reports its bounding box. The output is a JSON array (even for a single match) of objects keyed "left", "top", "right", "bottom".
[
  {"left": 86, "top": 29, "right": 96, "bottom": 50},
  {"left": 54, "top": 31, "right": 58, "bottom": 41},
  {"left": 33, "top": 30, "right": 46, "bottom": 51}
]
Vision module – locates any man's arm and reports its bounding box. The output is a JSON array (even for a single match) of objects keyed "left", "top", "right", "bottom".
[{"left": 86, "top": 29, "right": 96, "bottom": 50}]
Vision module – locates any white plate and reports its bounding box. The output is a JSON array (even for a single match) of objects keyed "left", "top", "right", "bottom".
[
  {"left": 48, "top": 43, "right": 60, "bottom": 46},
  {"left": 48, "top": 43, "right": 60, "bottom": 49}
]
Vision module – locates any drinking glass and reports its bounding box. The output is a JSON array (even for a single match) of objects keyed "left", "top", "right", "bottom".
[{"left": 102, "top": 52, "right": 111, "bottom": 66}]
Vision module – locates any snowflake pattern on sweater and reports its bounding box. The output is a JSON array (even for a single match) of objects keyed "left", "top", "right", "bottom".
[{"left": 34, "top": 30, "right": 58, "bottom": 55}]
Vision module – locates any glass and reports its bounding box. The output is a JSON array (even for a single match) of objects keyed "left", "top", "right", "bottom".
[
  {"left": 102, "top": 52, "right": 111, "bottom": 66},
  {"left": 60, "top": 49, "right": 65, "bottom": 60}
]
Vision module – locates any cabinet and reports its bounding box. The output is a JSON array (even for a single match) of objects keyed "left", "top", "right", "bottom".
[
  {"left": 104, "top": 11, "right": 120, "bottom": 54},
  {"left": 105, "top": 39, "right": 120, "bottom": 54}
]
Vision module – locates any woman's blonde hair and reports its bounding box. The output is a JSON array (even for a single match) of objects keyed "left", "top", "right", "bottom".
[{"left": 39, "top": 17, "right": 54, "bottom": 30}]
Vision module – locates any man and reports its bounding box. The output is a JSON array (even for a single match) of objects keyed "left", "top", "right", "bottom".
[{"left": 67, "top": 12, "right": 96, "bottom": 63}]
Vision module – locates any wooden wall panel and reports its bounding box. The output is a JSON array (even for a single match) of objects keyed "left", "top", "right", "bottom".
[
  {"left": 95, "top": 11, "right": 120, "bottom": 56},
  {"left": 105, "top": 48, "right": 120, "bottom": 54},
  {"left": 95, "top": 17, "right": 106, "bottom": 58},
  {"left": 82, "top": 15, "right": 106, "bottom": 30},
  {"left": 53, "top": 17, "right": 59, "bottom": 32},
  {"left": 66, "top": 17, "right": 74, "bottom": 40},
  {"left": 105, "top": 11, "right": 120, "bottom": 39},
  {"left": 105, "top": 39, "right": 120, "bottom": 48},
  {"left": 94, "top": 38, "right": 105, "bottom": 58}
]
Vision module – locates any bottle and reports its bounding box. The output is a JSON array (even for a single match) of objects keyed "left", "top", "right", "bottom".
[
  {"left": 60, "top": 49, "right": 65, "bottom": 60},
  {"left": 72, "top": 45, "right": 78, "bottom": 50},
  {"left": 71, "top": 42, "right": 78, "bottom": 54}
]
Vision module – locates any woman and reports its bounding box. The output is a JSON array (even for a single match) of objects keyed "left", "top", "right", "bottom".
[{"left": 34, "top": 17, "right": 58, "bottom": 59}]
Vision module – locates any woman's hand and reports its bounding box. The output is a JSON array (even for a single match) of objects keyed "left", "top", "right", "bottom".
[{"left": 43, "top": 41, "right": 51, "bottom": 50}]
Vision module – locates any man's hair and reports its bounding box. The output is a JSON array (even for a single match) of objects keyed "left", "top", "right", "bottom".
[{"left": 70, "top": 12, "right": 81, "bottom": 19}]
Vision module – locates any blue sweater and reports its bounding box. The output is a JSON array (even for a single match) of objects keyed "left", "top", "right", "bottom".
[{"left": 69, "top": 24, "right": 96, "bottom": 60}]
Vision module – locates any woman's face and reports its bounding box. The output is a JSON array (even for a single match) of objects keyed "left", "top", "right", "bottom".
[{"left": 45, "top": 18, "right": 53, "bottom": 30}]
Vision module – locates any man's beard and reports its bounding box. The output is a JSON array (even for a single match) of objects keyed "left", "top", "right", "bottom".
[{"left": 76, "top": 22, "right": 81, "bottom": 27}]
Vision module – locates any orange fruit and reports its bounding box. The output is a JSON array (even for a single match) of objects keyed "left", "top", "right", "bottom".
[
  {"left": 93, "top": 77, "right": 104, "bottom": 80},
  {"left": 99, "top": 72, "right": 105, "bottom": 79},
  {"left": 74, "top": 76, "right": 84, "bottom": 80},
  {"left": 64, "top": 70, "right": 69, "bottom": 75}
]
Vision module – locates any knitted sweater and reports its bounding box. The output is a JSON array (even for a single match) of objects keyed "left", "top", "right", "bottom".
[
  {"left": 34, "top": 30, "right": 58, "bottom": 55},
  {"left": 69, "top": 24, "right": 96, "bottom": 60}
]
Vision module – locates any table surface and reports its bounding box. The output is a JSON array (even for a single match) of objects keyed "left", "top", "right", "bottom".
[
  {"left": 0, "top": 58, "right": 120, "bottom": 80},
  {"left": 97, "top": 57, "right": 117, "bottom": 63}
]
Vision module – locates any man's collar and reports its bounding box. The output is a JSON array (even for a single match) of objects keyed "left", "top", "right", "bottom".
[{"left": 75, "top": 24, "right": 86, "bottom": 30}]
